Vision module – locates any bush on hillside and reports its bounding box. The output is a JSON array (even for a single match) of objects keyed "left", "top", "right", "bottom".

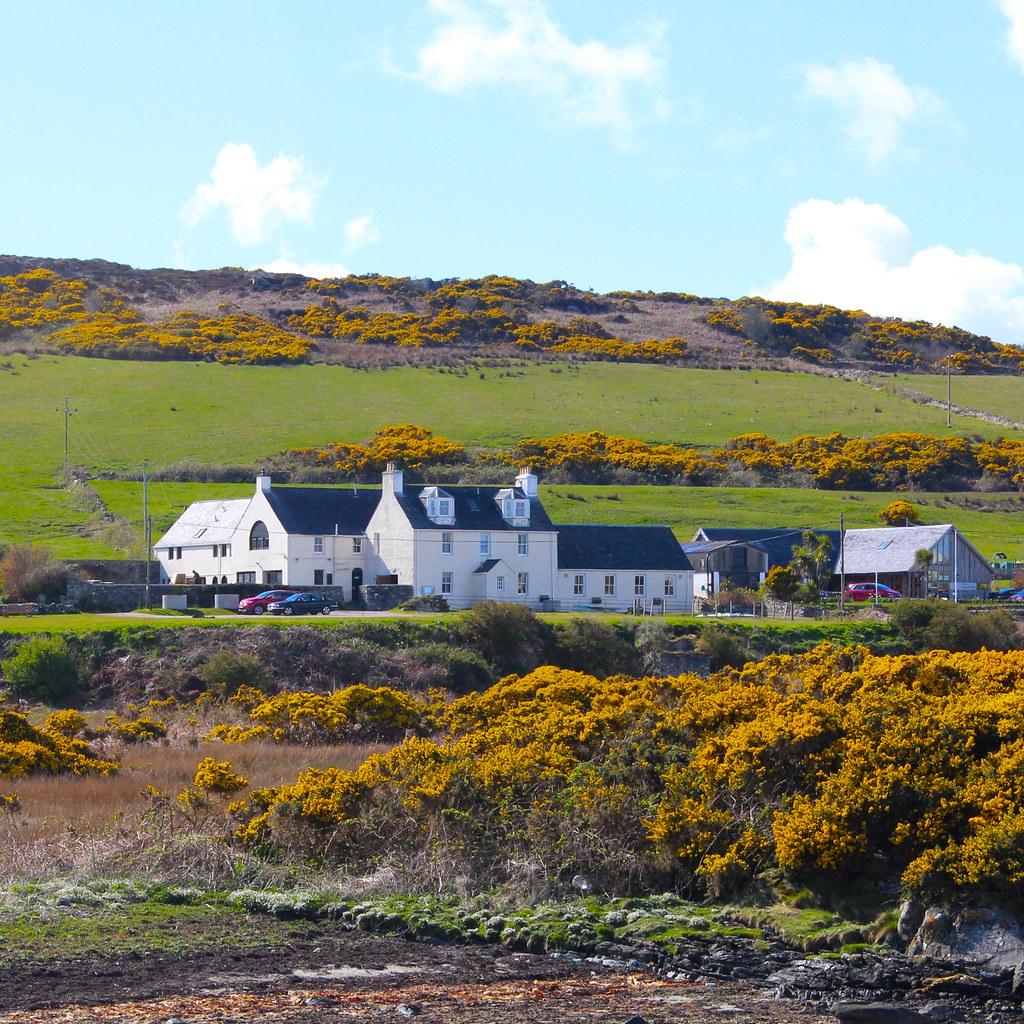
[
  {"left": 459, "top": 601, "right": 555, "bottom": 676},
  {"left": 2, "top": 636, "right": 80, "bottom": 702},
  {"left": 890, "top": 599, "right": 1018, "bottom": 653},
  {"left": 197, "top": 650, "right": 275, "bottom": 700},
  {"left": 0, "top": 544, "right": 66, "bottom": 603},
  {"left": 551, "top": 618, "right": 641, "bottom": 678}
]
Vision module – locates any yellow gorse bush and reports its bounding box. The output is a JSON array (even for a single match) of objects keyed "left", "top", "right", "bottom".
[
  {"left": 209, "top": 684, "right": 428, "bottom": 746},
  {"left": 232, "top": 648, "right": 1024, "bottom": 901},
  {"left": 0, "top": 709, "right": 116, "bottom": 779}
]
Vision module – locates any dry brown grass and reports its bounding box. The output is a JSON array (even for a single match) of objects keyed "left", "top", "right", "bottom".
[{"left": 0, "top": 739, "right": 389, "bottom": 885}]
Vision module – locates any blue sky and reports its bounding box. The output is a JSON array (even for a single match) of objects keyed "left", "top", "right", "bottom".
[{"left": 5, "top": 1, "right": 1024, "bottom": 342}]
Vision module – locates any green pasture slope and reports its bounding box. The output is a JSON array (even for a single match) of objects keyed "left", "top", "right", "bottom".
[
  {"left": 888, "top": 373, "right": 1024, "bottom": 423},
  {"left": 1, "top": 354, "right": 1022, "bottom": 557}
]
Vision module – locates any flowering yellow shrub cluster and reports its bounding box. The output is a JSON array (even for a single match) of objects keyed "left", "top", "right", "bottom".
[
  {"left": 210, "top": 684, "right": 427, "bottom": 745},
  {"left": 232, "top": 648, "right": 1024, "bottom": 901},
  {"left": 0, "top": 268, "right": 92, "bottom": 333},
  {"left": 484, "top": 430, "right": 716, "bottom": 483},
  {"left": 290, "top": 424, "right": 1024, "bottom": 491},
  {"left": 99, "top": 712, "right": 168, "bottom": 744},
  {"left": 53, "top": 311, "right": 312, "bottom": 364},
  {"left": 292, "top": 424, "right": 466, "bottom": 477},
  {"left": 0, "top": 268, "right": 312, "bottom": 364},
  {"left": 0, "top": 708, "right": 116, "bottom": 779},
  {"left": 491, "top": 429, "right": 987, "bottom": 489},
  {"left": 733, "top": 297, "right": 1024, "bottom": 371},
  {"left": 290, "top": 296, "right": 689, "bottom": 364}
]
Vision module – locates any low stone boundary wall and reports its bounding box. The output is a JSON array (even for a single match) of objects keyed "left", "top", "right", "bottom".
[{"left": 363, "top": 584, "right": 414, "bottom": 611}]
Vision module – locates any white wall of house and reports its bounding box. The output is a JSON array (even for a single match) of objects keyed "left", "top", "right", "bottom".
[
  {"left": 159, "top": 542, "right": 240, "bottom": 585},
  {"left": 413, "top": 529, "right": 557, "bottom": 609},
  {"left": 555, "top": 569, "right": 694, "bottom": 613},
  {"left": 364, "top": 467, "right": 417, "bottom": 585}
]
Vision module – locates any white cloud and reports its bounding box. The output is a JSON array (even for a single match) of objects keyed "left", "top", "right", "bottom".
[
  {"left": 183, "top": 143, "right": 324, "bottom": 245},
  {"left": 254, "top": 258, "right": 349, "bottom": 279},
  {"left": 768, "top": 198, "right": 1024, "bottom": 345},
  {"left": 343, "top": 213, "right": 382, "bottom": 249},
  {"left": 804, "top": 58, "right": 944, "bottom": 166},
  {"left": 411, "top": 0, "right": 667, "bottom": 146},
  {"left": 1000, "top": 0, "right": 1024, "bottom": 71}
]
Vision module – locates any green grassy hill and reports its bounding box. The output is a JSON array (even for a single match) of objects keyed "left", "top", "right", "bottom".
[{"left": 2, "top": 355, "right": 1022, "bottom": 558}]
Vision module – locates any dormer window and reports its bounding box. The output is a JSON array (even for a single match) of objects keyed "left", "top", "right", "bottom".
[
  {"left": 496, "top": 487, "right": 530, "bottom": 525},
  {"left": 421, "top": 486, "right": 455, "bottom": 524}
]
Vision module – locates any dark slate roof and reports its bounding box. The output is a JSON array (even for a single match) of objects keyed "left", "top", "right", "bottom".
[
  {"left": 396, "top": 485, "right": 555, "bottom": 532},
  {"left": 557, "top": 525, "right": 692, "bottom": 571},
  {"left": 264, "top": 486, "right": 379, "bottom": 536},
  {"left": 473, "top": 558, "right": 502, "bottom": 574},
  {"left": 694, "top": 527, "right": 841, "bottom": 570}
]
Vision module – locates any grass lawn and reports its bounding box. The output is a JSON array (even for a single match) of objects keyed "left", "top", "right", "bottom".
[
  {"left": 3, "top": 355, "right": 1022, "bottom": 556},
  {"left": 893, "top": 373, "right": 1024, "bottom": 422}
]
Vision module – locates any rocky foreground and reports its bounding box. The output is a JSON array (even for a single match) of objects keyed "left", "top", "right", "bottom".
[{"left": 1, "top": 919, "right": 1022, "bottom": 1023}]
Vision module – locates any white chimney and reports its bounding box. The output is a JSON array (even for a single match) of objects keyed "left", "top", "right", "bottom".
[
  {"left": 382, "top": 461, "right": 404, "bottom": 497},
  {"left": 256, "top": 470, "right": 272, "bottom": 492},
  {"left": 515, "top": 465, "right": 538, "bottom": 497}
]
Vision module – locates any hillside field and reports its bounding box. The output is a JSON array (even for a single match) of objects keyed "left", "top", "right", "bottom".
[
  {"left": 91, "top": 479, "right": 1024, "bottom": 562},
  {"left": 2, "top": 355, "right": 1022, "bottom": 557},
  {"left": 889, "top": 372, "right": 1024, "bottom": 423}
]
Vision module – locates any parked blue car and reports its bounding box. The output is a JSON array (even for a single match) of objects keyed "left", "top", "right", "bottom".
[{"left": 267, "top": 593, "right": 335, "bottom": 615}]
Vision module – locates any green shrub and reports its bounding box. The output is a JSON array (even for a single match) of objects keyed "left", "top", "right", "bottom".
[
  {"left": 459, "top": 601, "right": 555, "bottom": 676},
  {"left": 197, "top": 650, "right": 275, "bottom": 699},
  {"left": 891, "top": 599, "right": 1018, "bottom": 653},
  {"left": 696, "top": 624, "right": 751, "bottom": 672},
  {"left": 2, "top": 636, "right": 80, "bottom": 702},
  {"left": 552, "top": 618, "right": 641, "bottom": 678}
]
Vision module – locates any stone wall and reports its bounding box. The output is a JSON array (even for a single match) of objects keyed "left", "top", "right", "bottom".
[
  {"left": 363, "top": 584, "right": 414, "bottom": 611},
  {"left": 62, "top": 559, "right": 157, "bottom": 584}
]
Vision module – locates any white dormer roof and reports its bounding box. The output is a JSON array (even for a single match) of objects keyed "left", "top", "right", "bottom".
[
  {"left": 421, "top": 486, "right": 455, "bottom": 524},
  {"left": 495, "top": 487, "right": 531, "bottom": 526}
]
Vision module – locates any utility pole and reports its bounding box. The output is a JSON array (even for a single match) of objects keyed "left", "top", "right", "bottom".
[
  {"left": 142, "top": 461, "right": 152, "bottom": 610},
  {"left": 58, "top": 396, "right": 77, "bottom": 479},
  {"left": 946, "top": 358, "right": 952, "bottom": 428},
  {"left": 839, "top": 511, "right": 845, "bottom": 613}
]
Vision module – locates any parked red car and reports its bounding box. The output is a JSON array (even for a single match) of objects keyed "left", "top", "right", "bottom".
[
  {"left": 844, "top": 582, "right": 901, "bottom": 601},
  {"left": 238, "top": 589, "right": 298, "bottom": 615}
]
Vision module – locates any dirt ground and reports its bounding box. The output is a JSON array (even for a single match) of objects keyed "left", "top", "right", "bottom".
[{"left": 0, "top": 930, "right": 822, "bottom": 1024}]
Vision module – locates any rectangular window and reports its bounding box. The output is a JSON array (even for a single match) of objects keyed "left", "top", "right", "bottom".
[
  {"left": 517, "top": 572, "right": 528, "bottom": 595},
  {"left": 496, "top": 575, "right": 505, "bottom": 592},
  {"left": 517, "top": 533, "right": 528, "bottom": 555},
  {"left": 237, "top": 572, "right": 256, "bottom": 584},
  {"left": 314, "top": 536, "right": 324, "bottom": 553},
  {"left": 515, "top": 500, "right": 527, "bottom": 518},
  {"left": 373, "top": 533, "right": 380, "bottom": 550},
  {"left": 442, "top": 532, "right": 453, "bottom": 554},
  {"left": 664, "top": 576, "right": 674, "bottom": 596},
  {"left": 176, "top": 547, "right": 182, "bottom": 560},
  {"left": 634, "top": 575, "right": 646, "bottom": 596},
  {"left": 212, "top": 545, "right": 218, "bottom": 557},
  {"left": 326, "top": 573, "right": 333, "bottom": 585},
  {"left": 480, "top": 534, "right": 491, "bottom": 556},
  {"left": 221, "top": 544, "right": 230, "bottom": 557},
  {"left": 352, "top": 537, "right": 362, "bottom": 553},
  {"left": 439, "top": 499, "right": 451, "bottom": 516},
  {"left": 441, "top": 571, "right": 453, "bottom": 595},
  {"left": 265, "top": 570, "right": 283, "bottom": 586},
  {"left": 314, "top": 569, "right": 324, "bottom": 585},
  {"left": 604, "top": 575, "right": 616, "bottom": 596},
  {"left": 573, "top": 574, "right": 585, "bottom": 596}
]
